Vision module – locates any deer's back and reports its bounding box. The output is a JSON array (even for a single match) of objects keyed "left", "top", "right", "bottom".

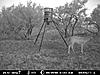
[{"left": 67, "top": 36, "right": 91, "bottom": 45}]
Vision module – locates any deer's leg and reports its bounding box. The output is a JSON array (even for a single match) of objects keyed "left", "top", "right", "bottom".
[
  {"left": 68, "top": 45, "right": 71, "bottom": 54},
  {"left": 72, "top": 44, "right": 75, "bottom": 53},
  {"left": 81, "top": 44, "right": 84, "bottom": 54}
]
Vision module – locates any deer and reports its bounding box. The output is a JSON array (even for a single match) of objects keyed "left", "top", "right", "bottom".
[
  {"left": 66, "top": 22, "right": 99, "bottom": 54},
  {"left": 66, "top": 34, "right": 93, "bottom": 54},
  {"left": 64, "top": 14, "right": 99, "bottom": 54}
]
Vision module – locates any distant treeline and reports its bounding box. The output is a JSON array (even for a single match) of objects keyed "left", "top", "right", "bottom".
[{"left": 0, "top": 0, "right": 99, "bottom": 40}]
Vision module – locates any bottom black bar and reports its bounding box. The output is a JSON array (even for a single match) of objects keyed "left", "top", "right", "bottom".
[{"left": 0, "top": 70, "right": 99, "bottom": 75}]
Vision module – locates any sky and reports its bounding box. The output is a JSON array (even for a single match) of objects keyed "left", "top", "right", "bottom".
[{"left": 0, "top": 0, "right": 100, "bottom": 15}]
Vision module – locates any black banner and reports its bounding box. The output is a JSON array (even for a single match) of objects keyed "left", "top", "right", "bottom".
[{"left": 0, "top": 70, "right": 99, "bottom": 75}]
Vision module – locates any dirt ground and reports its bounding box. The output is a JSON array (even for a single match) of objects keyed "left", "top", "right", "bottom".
[{"left": 0, "top": 35, "right": 100, "bottom": 70}]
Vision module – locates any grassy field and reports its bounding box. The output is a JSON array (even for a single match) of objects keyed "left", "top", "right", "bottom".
[{"left": 0, "top": 31, "right": 100, "bottom": 70}]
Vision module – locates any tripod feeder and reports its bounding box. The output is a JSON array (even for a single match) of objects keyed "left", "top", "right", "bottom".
[
  {"left": 44, "top": 8, "right": 53, "bottom": 25},
  {"left": 33, "top": 8, "right": 68, "bottom": 52}
]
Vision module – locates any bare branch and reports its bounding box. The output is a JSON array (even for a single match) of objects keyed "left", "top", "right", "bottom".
[
  {"left": 71, "top": 14, "right": 78, "bottom": 36},
  {"left": 65, "top": 15, "right": 73, "bottom": 38},
  {"left": 87, "top": 22, "right": 100, "bottom": 36}
]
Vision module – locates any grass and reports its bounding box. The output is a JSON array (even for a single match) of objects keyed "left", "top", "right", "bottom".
[{"left": 0, "top": 31, "right": 100, "bottom": 70}]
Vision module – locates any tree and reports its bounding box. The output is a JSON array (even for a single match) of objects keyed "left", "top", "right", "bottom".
[
  {"left": 91, "top": 4, "right": 100, "bottom": 36},
  {"left": 54, "top": 0, "right": 88, "bottom": 37},
  {"left": 0, "top": 1, "right": 43, "bottom": 40},
  {"left": 91, "top": 5, "right": 100, "bottom": 26}
]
